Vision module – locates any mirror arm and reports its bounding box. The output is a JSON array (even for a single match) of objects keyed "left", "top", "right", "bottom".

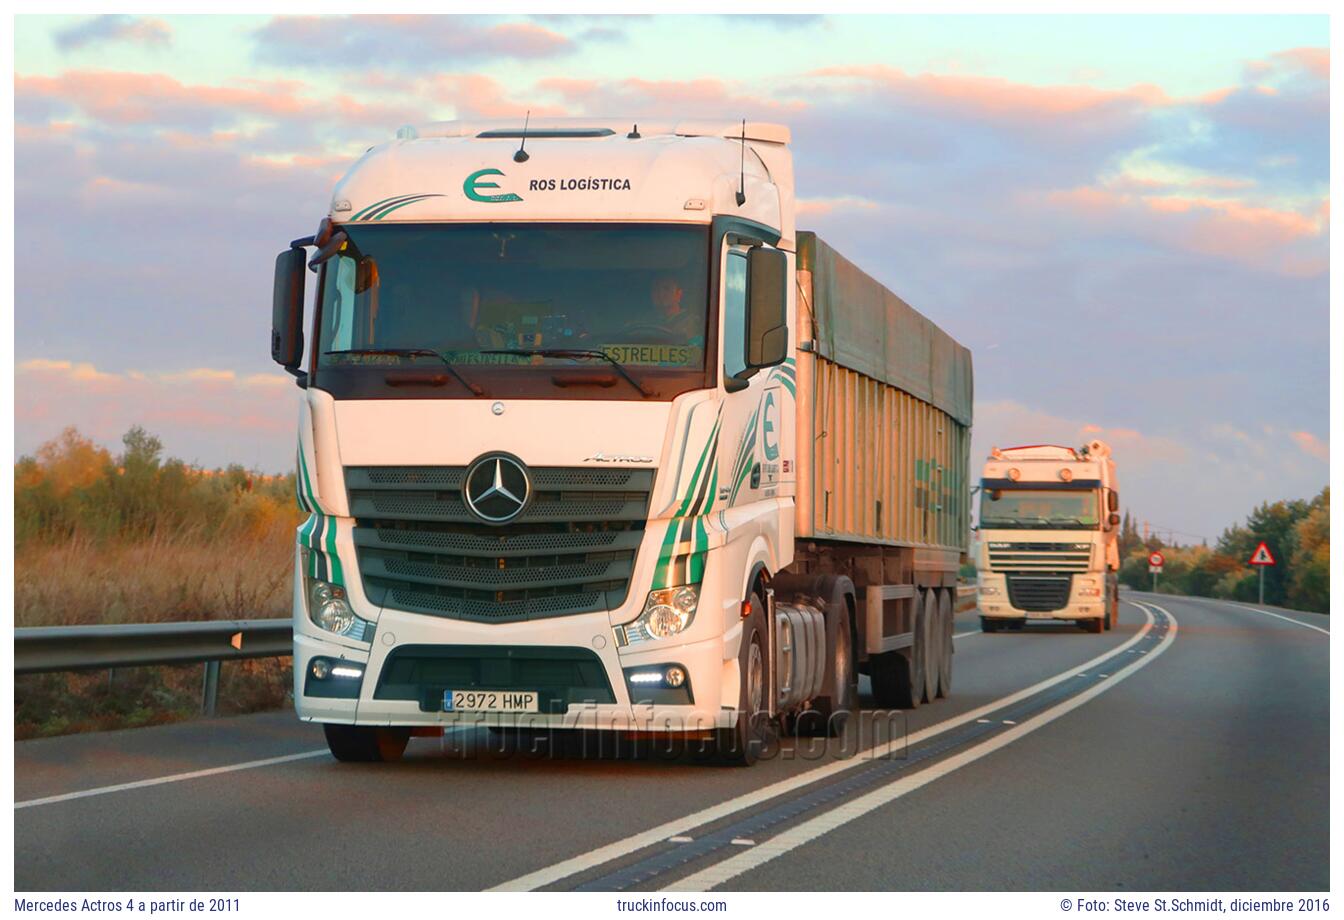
[{"left": 290, "top": 235, "right": 316, "bottom": 250}]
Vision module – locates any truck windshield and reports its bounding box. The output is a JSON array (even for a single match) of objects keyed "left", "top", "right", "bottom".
[
  {"left": 314, "top": 223, "right": 710, "bottom": 399},
  {"left": 979, "top": 489, "right": 1100, "bottom": 530}
]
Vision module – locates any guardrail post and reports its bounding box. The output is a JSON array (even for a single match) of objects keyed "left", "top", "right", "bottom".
[{"left": 202, "top": 660, "right": 220, "bottom": 716}]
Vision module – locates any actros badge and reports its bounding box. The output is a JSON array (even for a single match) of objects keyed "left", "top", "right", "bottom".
[{"left": 463, "top": 453, "right": 531, "bottom": 523}]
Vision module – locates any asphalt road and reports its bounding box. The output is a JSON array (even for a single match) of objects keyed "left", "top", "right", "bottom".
[{"left": 14, "top": 592, "right": 1328, "bottom": 891}]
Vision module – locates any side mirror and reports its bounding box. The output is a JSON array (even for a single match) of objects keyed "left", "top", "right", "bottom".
[
  {"left": 1108, "top": 491, "right": 1119, "bottom": 512},
  {"left": 272, "top": 248, "right": 307, "bottom": 378},
  {"left": 745, "top": 247, "right": 788, "bottom": 369}
]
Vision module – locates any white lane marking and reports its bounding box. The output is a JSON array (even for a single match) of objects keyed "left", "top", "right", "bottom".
[
  {"left": 664, "top": 601, "right": 1177, "bottom": 891},
  {"left": 15, "top": 750, "right": 330, "bottom": 810},
  {"left": 668, "top": 836, "right": 694, "bottom": 843},
  {"left": 489, "top": 602, "right": 1154, "bottom": 891},
  {"left": 1219, "top": 601, "right": 1329, "bottom": 636},
  {"left": 953, "top": 630, "right": 981, "bottom": 640}
]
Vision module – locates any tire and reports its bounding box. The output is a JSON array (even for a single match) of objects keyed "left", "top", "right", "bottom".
[
  {"left": 718, "top": 593, "right": 772, "bottom": 766},
  {"left": 323, "top": 724, "right": 410, "bottom": 763},
  {"left": 872, "top": 592, "right": 924, "bottom": 710},
  {"left": 920, "top": 589, "right": 939, "bottom": 704},
  {"left": 794, "top": 604, "right": 856, "bottom": 737},
  {"left": 1083, "top": 616, "right": 1104, "bottom": 634},
  {"left": 937, "top": 588, "right": 954, "bottom": 699},
  {"left": 980, "top": 616, "right": 1000, "bottom": 633}
]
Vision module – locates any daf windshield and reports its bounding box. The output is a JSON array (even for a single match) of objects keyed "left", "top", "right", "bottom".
[
  {"left": 979, "top": 489, "right": 1100, "bottom": 530},
  {"left": 312, "top": 223, "right": 711, "bottom": 399}
]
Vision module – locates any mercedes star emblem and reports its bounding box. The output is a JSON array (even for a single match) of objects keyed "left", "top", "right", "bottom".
[{"left": 463, "top": 454, "right": 531, "bottom": 524}]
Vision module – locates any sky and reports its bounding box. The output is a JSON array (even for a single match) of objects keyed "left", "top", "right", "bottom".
[{"left": 12, "top": 13, "right": 1330, "bottom": 542}]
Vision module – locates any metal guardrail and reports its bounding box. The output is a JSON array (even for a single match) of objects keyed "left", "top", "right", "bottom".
[
  {"left": 15, "top": 619, "right": 293, "bottom": 716},
  {"left": 15, "top": 586, "right": 981, "bottom": 715}
]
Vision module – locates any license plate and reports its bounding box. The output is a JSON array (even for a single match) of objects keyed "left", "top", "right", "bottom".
[
  {"left": 444, "top": 690, "right": 539, "bottom": 713},
  {"left": 1025, "top": 611, "right": 1054, "bottom": 620}
]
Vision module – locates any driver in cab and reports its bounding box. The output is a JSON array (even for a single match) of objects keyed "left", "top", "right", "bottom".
[{"left": 628, "top": 275, "right": 703, "bottom": 346}]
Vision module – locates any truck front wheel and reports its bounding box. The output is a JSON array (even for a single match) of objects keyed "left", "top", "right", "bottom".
[
  {"left": 718, "top": 593, "right": 773, "bottom": 766},
  {"left": 323, "top": 724, "right": 410, "bottom": 763}
]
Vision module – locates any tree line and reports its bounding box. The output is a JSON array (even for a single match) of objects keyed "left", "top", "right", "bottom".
[
  {"left": 1116, "top": 489, "right": 1329, "bottom": 614},
  {"left": 15, "top": 426, "right": 300, "bottom": 547}
]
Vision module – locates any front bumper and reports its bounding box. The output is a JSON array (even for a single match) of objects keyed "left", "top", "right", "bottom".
[
  {"left": 294, "top": 607, "right": 734, "bottom": 733},
  {"left": 975, "top": 571, "right": 1106, "bottom": 622}
]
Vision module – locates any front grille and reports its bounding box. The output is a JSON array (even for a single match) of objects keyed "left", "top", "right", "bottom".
[
  {"left": 988, "top": 542, "right": 1091, "bottom": 573},
  {"left": 1006, "top": 574, "right": 1073, "bottom": 612},
  {"left": 346, "top": 465, "right": 653, "bottom": 623}
]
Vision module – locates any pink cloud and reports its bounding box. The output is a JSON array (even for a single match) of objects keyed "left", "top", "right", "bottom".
[
  {"left": 535, "top": 75, "right": 805, "bottom": 118},
  {"left": 807, "top": 65, "right": 1166, "bottom": 123},
  {"left": 1041, "top": 184, "right": 1326, "bottom": 275},
  {"left": 15, "top": 70, "right": 418, "bottom": 133},
  {"left": 16, "top": 360, "right": 296, "bottom": 469},
  {"left": 1290, "top": 431, "right": 1329, "bottom": 462}
]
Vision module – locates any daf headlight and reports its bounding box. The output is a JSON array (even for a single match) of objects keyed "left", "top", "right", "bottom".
[
  {"left": 304, "top": 576, "right": 373, "bottom": 642},
  {"left": 623, "top": 585, "right": 699, "bottom": 645}
]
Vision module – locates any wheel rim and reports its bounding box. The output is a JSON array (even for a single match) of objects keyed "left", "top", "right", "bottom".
[
  {"left": 834, "top": 620, "right": 850, "bottom": 702},
  {"left": 746, "top": 637, "right": 765, "bottom": 715}
]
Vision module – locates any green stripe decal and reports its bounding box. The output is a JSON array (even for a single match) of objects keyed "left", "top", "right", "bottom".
[
  {"left": 653, "top": 409, "right": 721, "bottom": 589},
  {"left": 369, "top": 194, "right": 442, "bottom": 220},
  {"left": 324, "top": 515, "right": 344, "bottom": 585}
]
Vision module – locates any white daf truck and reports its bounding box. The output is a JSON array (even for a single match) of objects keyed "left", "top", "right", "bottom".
[
  {"left": 975, "top": 441, "right": 1120, "bottom": 633},
  {"left": 270, "top": 118, "right": 973, "bottom": 764}
]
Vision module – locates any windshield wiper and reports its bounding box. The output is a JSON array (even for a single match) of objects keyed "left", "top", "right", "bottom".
[
  {"left": 482, "top": 348, "right": 651, "bottom": 398},
  {"left": 323, "top": 348, "right": 483, "bottom": 395}
]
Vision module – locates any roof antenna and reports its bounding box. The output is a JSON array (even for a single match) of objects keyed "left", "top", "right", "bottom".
[
  {"left": 514, "top": 110, "right": 531, "bottom": 163},
  {"left": 735, "top": 119, "right": 747, "bottom": 206}
]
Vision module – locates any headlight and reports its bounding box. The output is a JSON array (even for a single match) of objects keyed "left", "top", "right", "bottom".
[
  {"left": 979, "top": 585, "right": 1000, "bottom": 595},
  {"left": 304, "top": 576, "right": 374, "bottom": 641},
  {"left": 623, "top": 585, "right": 699, "bottom": 644}
]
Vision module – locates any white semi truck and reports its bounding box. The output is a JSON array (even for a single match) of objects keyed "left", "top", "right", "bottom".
[
  {"left": 270, "top": 118, "right": 973, "bottom": 764},
  {"left": 975, "top": 441, "right": 1120, "bottom": 633}
]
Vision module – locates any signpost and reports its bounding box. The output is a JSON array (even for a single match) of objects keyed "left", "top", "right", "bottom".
[
  {"left": 1248, "top": 541, "right": 1276, "bottom": 605},
  {"left": 1148, "top": 550, "right": 1165, "bottom": 592}
]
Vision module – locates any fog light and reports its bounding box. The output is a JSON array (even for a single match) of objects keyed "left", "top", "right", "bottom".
[
  {"left": 310, "top": 659, "right": 330, "bottom": 680},
  {"left": 664, "top": 666, "right": 687, "bottom": 688}
]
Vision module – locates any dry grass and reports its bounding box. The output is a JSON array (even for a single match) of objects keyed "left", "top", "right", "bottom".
[
  {"left": 15, "top": 520, "right": 297, "bottom": 628},
  {"left": 15, "top": 522, "right": 301, "bottom": 739},
  {"left": 14, "top": 426, "right": 307, "bottom": 736}
]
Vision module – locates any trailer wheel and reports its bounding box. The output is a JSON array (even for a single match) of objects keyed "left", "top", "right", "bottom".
[
  {"left": 718, "top": 593, "right": 772, "bottom": 766},
  {"left": 920, "top": 589, "right": 939, "bottom": 704},
  {"left": 794, "top": 604, "right": 856, "bottom": 737},
  {"left": 871, "top": 595, "right": 924, "bottom": 710},
  {"left": 937, "top": 589, "right": 954, "bottom": 698},
  {"left": 323, "top": 724, "right": 410, "bottom": 763}
]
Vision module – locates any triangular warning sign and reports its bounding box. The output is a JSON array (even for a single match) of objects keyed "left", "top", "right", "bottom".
[{"left": 1248, "top": 542, "right": 1276, "bottom": 566}]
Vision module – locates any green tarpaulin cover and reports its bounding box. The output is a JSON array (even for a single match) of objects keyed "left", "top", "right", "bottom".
[{"left": 798, "top": 232, "right": 973, "bottom": 427}]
